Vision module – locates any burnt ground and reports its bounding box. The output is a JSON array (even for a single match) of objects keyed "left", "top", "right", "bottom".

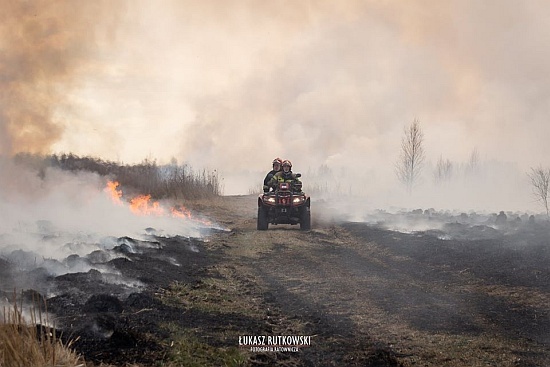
[{"left": 1, "top": 195, "right": 549, "bottom": 366}]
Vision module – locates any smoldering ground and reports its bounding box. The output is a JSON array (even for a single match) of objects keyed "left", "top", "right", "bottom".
[
  {"left": 0, "top": 158, "right": 227, "bottom": 366},
  {"left": 0, "top": 158, "right": 218, "bottom": 296}
]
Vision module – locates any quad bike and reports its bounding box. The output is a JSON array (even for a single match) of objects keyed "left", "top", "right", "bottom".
[{"left": 257, "top": 174, "right": 311, "bottom": 230}]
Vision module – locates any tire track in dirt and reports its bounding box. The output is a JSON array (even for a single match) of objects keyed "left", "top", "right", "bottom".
[{"left": 203, "top": 195, "right": 549, "bottom": 367}]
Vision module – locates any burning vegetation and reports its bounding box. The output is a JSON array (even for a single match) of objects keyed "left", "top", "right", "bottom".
[
  {"left": 104, "top": 179, "right": 213, "bottom": 226},
  {"left": 14, "top": 152, "right": 222, "bottom": 200},
  {"left": 0, "top": 154, "right": 227, "bottom": 366}
]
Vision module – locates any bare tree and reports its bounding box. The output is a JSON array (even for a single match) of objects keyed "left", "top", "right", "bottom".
[
  {"left": 434, "top": 155, "right": 453, "bottom": 184},
  {"left": 465, "top": 147, "right": 480, "bottom": 175},
  {"left": 528, "top": 166, "right": 550, "bottom": 216},
  {"left": 396, "top": 119, "right": 425, "bottom": 193}
]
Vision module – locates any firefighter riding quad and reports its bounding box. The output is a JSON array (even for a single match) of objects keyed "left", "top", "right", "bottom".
[{"left": 257, "top": 174, "right": 311, "bottom": 230}]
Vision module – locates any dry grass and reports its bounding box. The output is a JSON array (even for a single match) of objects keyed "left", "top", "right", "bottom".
[
  {"left": 13, "top": 153, "right": 223, "bottom": 200},
  {"left": 0, "top": 294, "right": 85, "bottom": 367}
]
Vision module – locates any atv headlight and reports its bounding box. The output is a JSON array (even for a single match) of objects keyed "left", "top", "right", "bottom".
[
  {"left": 265, "top": 197, "right": 276, "bottom": 204},
  {"left": 293, "top": 196, "right": 304, "bottom": 204}
]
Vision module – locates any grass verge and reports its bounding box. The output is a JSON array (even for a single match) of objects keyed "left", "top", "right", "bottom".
[{"left": 0, "top": 294, "right": 84, "bottom": 367}]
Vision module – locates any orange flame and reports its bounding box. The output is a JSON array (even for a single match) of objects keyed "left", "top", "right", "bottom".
[
  {"left": 129, "top": 195, "right": 165, "bottom": 216},
  {"left": 105, "top": 181, "right": 123, "bottom": 205},
  {"left": 171, "top": 206, "right": 192, "bottom": 219},
  {"left": 103, "top": 181, "right": 213, "bottom": 226},
  {"left": 172, "top": 205, "right": 213, "bottom": 226}
]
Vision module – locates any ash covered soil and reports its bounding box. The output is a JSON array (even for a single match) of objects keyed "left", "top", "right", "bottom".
[{"left": 1, "top": 195, "right": 550, "bottom": 366}]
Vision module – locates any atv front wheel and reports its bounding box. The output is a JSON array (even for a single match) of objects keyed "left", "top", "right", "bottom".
[
  {"left": 299, "top": 206, "right": 311, "bottom": 231},
  {"left": 257, "top": 205, "right": 269, "bottom": 230}
]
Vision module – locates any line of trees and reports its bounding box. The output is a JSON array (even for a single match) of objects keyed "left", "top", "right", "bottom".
[
  {"left": 395, "top": 119, "right": 549, "bottom": 216},
  {"left": 433, "top": 156, "right": 453, "bottom": 184},
  {"left": 13, "top": 153, "right": 222, "bottom": 200}
]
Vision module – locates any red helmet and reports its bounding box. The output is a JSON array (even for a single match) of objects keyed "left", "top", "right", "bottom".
[
  {"left": 272, "top": 158, "right": 282, "bottom": 166},
  {"left": 282, "top": 160, "right": 292, "bottom": 168}
]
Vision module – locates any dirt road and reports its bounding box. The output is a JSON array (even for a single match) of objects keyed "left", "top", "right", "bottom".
[
  {"left": 6, "top": 194, "right": 548, "bottom": 366},
  {"left": 199, "top": 195, "right": 550, "bottom": 367}
]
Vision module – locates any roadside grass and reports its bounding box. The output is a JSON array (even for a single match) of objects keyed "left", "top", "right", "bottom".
[
  {"left": 157, "top": 269, "right": 273, "bottom": 367},
  {"left": 0, "top": 295, "right": 84, "bottom": 367},
  {"left": 155, "top": 264, "right": 317, "bottom": 367},
  {"left": 0, "top": 289, "right": 247, "bottom": 367},
  {"left": 159, "top": 274, "right": 265, "bottom": 318},
  {"left": 164, "top": 328, "right": 247, "bottom": 367}
]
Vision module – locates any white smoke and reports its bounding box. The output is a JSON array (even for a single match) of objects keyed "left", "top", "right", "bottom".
[
  {"left": 0, "top": 158, "right": 215, "bottom": 285},
  {"left": 3, "top": 1, "right": 550, "bottom": 211}
]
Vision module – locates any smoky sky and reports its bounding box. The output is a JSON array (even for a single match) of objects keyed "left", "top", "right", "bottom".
[
  {"left": 2, "top": 1, "right": 550, "bottom": 206},
  {"left": 0, "top": 1, "right": 123, "bottom": 155}
]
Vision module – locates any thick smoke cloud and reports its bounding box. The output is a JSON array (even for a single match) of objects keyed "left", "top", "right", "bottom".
[
  {"left": 2, "top": 1, "right": 550, "bottom": 210},
  {"left": 0, "top": 1, "right": 123, "bottom": 155},
  {"left": 179, "top": 1, "right": 550, "bottom": 170}
]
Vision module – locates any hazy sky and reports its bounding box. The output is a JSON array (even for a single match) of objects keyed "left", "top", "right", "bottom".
[{"left": 2, "top": 0, "right": 550, "bottom": 205}]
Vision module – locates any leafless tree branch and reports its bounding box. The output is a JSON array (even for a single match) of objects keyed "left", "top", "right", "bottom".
[
  {"left": 528, "top": 166, "right": 550, "bottom": 216},
  {"left": 434, "top": 155, "right": 453, "bottom": 184},
  {"left": 395, "top": 118, "right": 425, "bottom": 193}
]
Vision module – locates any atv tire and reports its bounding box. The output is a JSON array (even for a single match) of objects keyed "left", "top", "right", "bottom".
[
  {"left": 299, "top": 206, "right": 311, "bottom": 231},
  {"left": 257, "top": 205, "right": 269, "bottom": 230}
]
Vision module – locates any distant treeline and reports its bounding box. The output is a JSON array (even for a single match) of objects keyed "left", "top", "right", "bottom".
[{"left": 13, "top": 153, "right": 222, "bottom": 200}]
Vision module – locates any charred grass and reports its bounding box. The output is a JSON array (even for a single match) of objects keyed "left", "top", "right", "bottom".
[{"left": 157, "top": 264, "right": 315, "bottom": 367}]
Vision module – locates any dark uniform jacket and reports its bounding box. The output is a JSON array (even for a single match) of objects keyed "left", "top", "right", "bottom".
[
  {"left": 269, "top": 171, "right": 300, "bottom": 189},
  {"left": 263, "top": 169, "right": 279, "bottom": 186}
]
